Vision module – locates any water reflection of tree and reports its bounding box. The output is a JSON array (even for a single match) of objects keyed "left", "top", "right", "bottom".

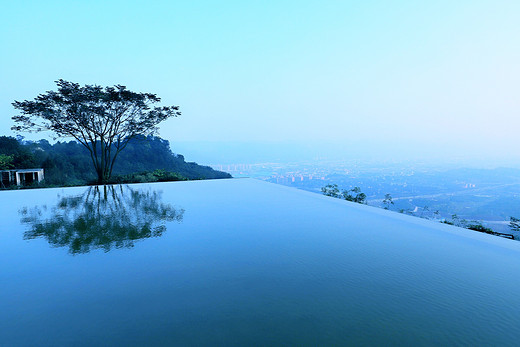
[{"left": 19, "top": 185, "right": 184, "bottom": 254}]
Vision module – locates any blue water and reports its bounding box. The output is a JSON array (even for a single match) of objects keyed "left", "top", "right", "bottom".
[{"left": 1, "top": 178, "right": 520, "bottom": 346}]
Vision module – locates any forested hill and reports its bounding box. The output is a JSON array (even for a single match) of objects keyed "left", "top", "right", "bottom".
[{"left": 0, "top": 135, "right": 231, "bottom": 186}]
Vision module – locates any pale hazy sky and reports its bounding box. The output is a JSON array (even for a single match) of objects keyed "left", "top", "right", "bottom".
[{"left": 1, "top": 1, "right": 519, "bottom": 163}]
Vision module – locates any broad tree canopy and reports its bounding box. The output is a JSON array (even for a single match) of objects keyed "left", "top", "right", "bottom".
[{"left": 12, "top": 80, "right": 180, "bottom": 183}]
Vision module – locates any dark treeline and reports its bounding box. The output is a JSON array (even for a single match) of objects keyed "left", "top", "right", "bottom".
[{"left": 0, "top": 135, "right": 231, "bottom": 186}]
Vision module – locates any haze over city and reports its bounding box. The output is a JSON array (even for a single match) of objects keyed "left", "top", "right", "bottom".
[{"left": 2, "top": 1, "right": 519, "bottom": 165}]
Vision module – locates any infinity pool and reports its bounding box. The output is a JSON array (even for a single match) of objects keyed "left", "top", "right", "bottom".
[{"left": 1, "top": 178, "right": 520, "bottom": 345}]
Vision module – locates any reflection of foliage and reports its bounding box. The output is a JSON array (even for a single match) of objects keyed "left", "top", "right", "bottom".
[{"left": 19, "top": 185, "right": 184, "bottom": 254}]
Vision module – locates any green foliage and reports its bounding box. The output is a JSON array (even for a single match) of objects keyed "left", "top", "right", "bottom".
[
  {"left": 0, "top": 135, "right": 231, "bottom": 188},
  {"left": 466, "top": 223, "right": 494, "bottom": 234},
  {"left": 342, "top": 187, "right": 367, "bottom": 204},
  {"left": 382, "top": 193, "right": 394, "bottom": 210},
  {"left": 443, "top": 217, "right": 515, "bottom": 239},
  {"left": 0, "top": 154, "right": 14, "bottom": 170},
  {"left": 12, "top": 80, "right": 181, "bottom": 183},
  {"left": 107, "top": 170, "right": 187, "bottom": 184},
  {"left": 442, "top": 214, "right": 468, "bottom": 228},
  {"left": 321, "top": 184, "right": 341, "bottom": 198},
  {"left": 112, "top": 136, "right": 231, "bottom": 180},
  {"left": 509, "top": 216, "right": 520, "bottom": 231},
  {"left": 0, "top": 136, "right": 38, "bottom": 168},
  {"left": 321, "top": 184, "right": 366, "bottom": 204}
]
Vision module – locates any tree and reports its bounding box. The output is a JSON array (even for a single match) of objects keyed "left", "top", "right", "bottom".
[
  {"left": 12, "top": 80, "right": 181, "bottom": 184},
  {"left": 321, "top": 184, "right": 341, "bottom": 198},
  {"left": 509, "top": 216, "right": 520, "bottom": 232},
  {"left": 0, "top": 136, "right": 38, "bottom": 169},
  {"left": 342, "top": 186, "right": 366, "bottom": 204},
  {"left": 0, "top": 154, "right": 14, "bottom": 170},
  {"left": 382, "top": 193, "right": 394, "bottom": 210},
  {"left": 321, "top": 184, "right": 366, "bottom": 204}
]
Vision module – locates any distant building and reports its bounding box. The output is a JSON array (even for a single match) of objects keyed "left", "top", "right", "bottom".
[{"left": 0, "top": 168, "right": 44, "bottom": 187}]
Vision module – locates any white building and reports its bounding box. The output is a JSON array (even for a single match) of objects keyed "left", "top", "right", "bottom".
[{"left": 0, "top": 168, "right": 44, "bottom": 187}]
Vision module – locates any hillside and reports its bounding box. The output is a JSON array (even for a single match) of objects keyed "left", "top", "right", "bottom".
[{"left": 0, "top": 135, "right": 231, "bottom": 186}]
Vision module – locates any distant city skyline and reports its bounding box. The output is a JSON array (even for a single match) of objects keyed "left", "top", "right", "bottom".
[{"left": 1, "top": 1, "right": 519, "bottom": 165}]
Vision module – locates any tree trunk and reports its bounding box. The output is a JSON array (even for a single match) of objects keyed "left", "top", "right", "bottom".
[{"left": 96, "top": 167, "right": 105, "bottom": 185}]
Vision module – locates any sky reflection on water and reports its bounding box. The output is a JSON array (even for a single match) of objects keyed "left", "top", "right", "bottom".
[{"left": 2, "top": 179, "right": 520, "bottom": 345}]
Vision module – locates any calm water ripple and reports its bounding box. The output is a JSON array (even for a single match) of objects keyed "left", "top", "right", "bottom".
[{"left": 1, "top": 179, "right": 520, "bottom": 345}]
